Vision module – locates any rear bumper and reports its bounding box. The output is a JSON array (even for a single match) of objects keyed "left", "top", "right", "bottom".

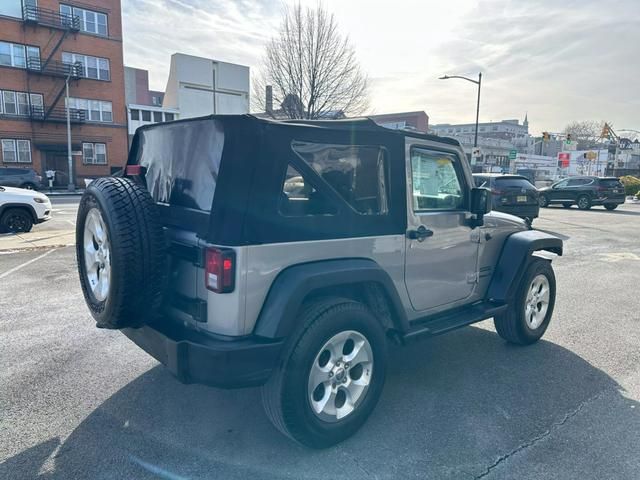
[
  {"left": 494, "top": 204, "right": 539, "bottom": 219},
  {"left": 591, "top": 196, "right": 626, "bottom": 205},
  {"left": 122, "top": 321, "right": 284, "bottom": 389}
]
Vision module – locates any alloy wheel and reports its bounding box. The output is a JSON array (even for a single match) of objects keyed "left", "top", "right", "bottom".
[
  {"left": 308, "top": 330, "right": 374, "bottom": 422},
  {"left": 524, "top": 274, "right": 550, "bottom": 329},
  {"left": 83, "top": 208, "right": 111, "bottom": 302}
]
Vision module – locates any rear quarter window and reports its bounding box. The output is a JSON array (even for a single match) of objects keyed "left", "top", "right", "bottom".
[
  {"left": 291, "top": 141, "right": 389, "bottom": 215},
  {"left": 599, "top": 179, "right": 623, "bottom": 188}
]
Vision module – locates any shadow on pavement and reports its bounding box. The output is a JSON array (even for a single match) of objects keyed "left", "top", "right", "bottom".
[{"left": 2, "top": 326, "right": 638, "bottom": 479}]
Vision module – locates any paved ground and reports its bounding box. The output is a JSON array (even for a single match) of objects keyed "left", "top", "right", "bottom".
[{"left": 1, "top": 204, "right": 639, "bottom": 479}]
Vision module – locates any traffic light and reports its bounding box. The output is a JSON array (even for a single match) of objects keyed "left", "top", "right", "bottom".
[
  {"left": 566, "top": 134, "right": 572, "bottom": 142},
  {"left": 542, "top": 132, "right": 550, "bottom": 141}
]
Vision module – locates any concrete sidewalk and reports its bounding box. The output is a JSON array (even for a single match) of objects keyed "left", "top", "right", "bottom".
[{"left": 0, "top": 229, "right": 75, "bottom": 252}]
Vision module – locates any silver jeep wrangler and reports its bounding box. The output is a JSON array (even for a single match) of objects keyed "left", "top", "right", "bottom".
[{"left": 76, "top": 115, "right": 562, "bottom": 448}]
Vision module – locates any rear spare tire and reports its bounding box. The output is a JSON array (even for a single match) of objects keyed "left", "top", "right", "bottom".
[{"left": 76, "top": 177, "right": 167, "bottom": 329}]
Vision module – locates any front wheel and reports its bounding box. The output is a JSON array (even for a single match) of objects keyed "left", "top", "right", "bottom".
[
  {"left": 262, "top": 298, "right": 387, "bottom": 448},
  {"left": 538, "top": 194, "right": 550, "bottom": 208},
  {"left": 494, "top": 258, "right": 556, "bottom": 345},
  {"left": 604, "top": 204, "right": 618, "bottom": 211},
  {"left": 0, "top": 208, "right": 33, "bottom": 232},
  {"left": 577, "top": 195, "right": 591, "bottom": 210}
]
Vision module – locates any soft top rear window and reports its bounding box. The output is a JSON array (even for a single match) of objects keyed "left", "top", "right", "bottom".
[
  {"left": 135, "top": 119, "right": 224, "bottom": 211},
  {"left": 495, "top": 176, "right": 534, "bottom": 188}
]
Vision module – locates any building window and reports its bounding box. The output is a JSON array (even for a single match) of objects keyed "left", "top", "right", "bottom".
[
  {"left": 130, "top": 109, "right": 139, "bottom": 120},
  {"left": 83, "top": 143, "right": 107, "bottom": 165},
  {"left": 2, "top": 91, "right": 17, "bottom": 115},
  {"left": 0, "top": 90, "right": 43, "bottom": 117},
  {"left": 153, "top": 111, "right": 162, "bottom": 122},
  {"left": 16, "top": 92, "right": 29, "bottom": 115},
  {"left": 67, "top": 97, "right": 113, "bottom": 122},
  {"left": 62, "top": 52, "right": 110, "bottom": 80},
  {"left": 0, "top": 41, "right": 40, "bottom": 69},
  {"left": 141, "top": 110, "right": 151, "bottom": 121},
  {"left": 164, "top": 113, "right": 175, "bottom": 121},
  {"left": 1, "top": 139, "right": 32, "bottom": 163},
  {"left": 61, "top": 5, "right": 108, "bottom": 36}
]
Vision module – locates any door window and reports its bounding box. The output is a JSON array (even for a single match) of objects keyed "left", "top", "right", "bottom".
[
  {"left": 567, "top": 178, "right": 589, "bottom": 187},
  {"left": 410, "top": 149, "right": 464, "bottom": 210}
]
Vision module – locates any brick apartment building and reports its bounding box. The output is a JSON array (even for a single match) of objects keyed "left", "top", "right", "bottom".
[{"left": 0, "top": 0, "right": 127, "bottom": 188}]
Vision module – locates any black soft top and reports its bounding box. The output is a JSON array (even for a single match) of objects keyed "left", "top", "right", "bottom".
[{"left": 128, "top": 114, "right": 463, "bottom": 244}]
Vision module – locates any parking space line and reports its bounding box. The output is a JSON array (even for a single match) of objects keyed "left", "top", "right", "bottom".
[{"left": 0, "top": 248, "right": 58, "bottom": 279}]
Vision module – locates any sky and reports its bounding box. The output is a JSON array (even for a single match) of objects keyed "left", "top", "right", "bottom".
[{"left": 122, "top": 0, "right": 640, "bottom": 135}]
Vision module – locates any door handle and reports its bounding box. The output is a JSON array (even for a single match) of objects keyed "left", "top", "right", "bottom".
[{"left": 406, "top": 225, "right": 434, "bottom": 242}]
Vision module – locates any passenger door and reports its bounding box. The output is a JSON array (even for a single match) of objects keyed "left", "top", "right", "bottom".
[{"left": 404, "top": 146, "right": 479, "bottom": 312}]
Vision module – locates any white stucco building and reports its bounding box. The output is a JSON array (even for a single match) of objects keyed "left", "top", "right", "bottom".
[{"left": 162, "top": 53, "right": 250, "bottom": 119}]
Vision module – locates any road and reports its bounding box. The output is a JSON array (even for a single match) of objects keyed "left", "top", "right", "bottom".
[
  {"left": 42, "top": 195, "right": 81, "bottom": 232},
  {"left": 1, "top": 205, "right": 639, "bottom": 479}
]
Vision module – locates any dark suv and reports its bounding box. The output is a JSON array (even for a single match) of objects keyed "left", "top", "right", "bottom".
[
  {"left": 0, "top": 167, "right": 42, "bottom": 190},
  {"left": 473, "top": 174, "right": 539, "bottom": 224},
  {"left": 538, "top": 176, "right": 625, "bottom": 210}
]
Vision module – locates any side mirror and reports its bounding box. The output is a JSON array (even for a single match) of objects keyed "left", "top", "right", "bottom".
[{"left": 470, "top": 187, "right": 492, "bottom": 216}]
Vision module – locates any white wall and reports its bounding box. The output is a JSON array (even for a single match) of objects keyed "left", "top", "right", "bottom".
[{"left": 163, "top": 53, "right": 249, "bottom": 119}]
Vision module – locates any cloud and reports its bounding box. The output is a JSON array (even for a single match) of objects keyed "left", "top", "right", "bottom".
[{"left": 122, "top": 0, "right": 640, "bottom": 134}]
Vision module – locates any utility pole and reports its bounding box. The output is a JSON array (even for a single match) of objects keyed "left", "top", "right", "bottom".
[{"left": 65, "top": 69, "right": 74, "bottom": 192}]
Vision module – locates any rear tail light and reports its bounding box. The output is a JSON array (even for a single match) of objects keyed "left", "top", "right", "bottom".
[{"left": 205, "top": 248, "right": 235, "bottom": 293}]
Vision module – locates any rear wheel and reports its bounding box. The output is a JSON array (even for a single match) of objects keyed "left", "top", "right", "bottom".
[
  {"left": 262, "top": 298, "right": 387, "bottom": 448},
  {"left": 0, "top": 208, "right": 33, "bottom": 232},
  {"left": 562, "top": 203, "right": 572, "bottom": 208},
  {"left": 494, "top": 258, "right": 556, "bottom": 345},
  {"left": 577, "top": 195, "right": 591, "bottom": 210},
  {"left": 538, "top": 194, "right": 549, "bottom": 208},
  {"left": 76, "top": 177, "right": 167, "bottom": 329},
  {"left": 604, "top": 204, "right": 618, "bottom": 211}
]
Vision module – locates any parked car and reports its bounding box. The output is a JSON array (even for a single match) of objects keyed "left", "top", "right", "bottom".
[
  {"left": 0, "top": 167, "right": 42, "bottom": 190},
  {"left": 0, "top": 186, "right": 52, "bottom": 232},
  {"left": 538, "top": 176, "right": 626, "bottom": 210},
  {"left": 75, "top": 115, "right": 563, "bottom": 448},
  {"left": 473, "top": 173, "right": 539, "bottom": 225}
]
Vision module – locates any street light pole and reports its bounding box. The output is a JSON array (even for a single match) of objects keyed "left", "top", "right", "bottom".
[
  {"left": 439, "top": 72, "right": 483, "bottom": 148},
  {"left": 474, "top": 72, "right": 482, "bottom": 148},
  {"left": 65, "top": 71, "right": 74, "bottom": 192}
]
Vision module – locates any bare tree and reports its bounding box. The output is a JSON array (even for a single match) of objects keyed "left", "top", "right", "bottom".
[
  {"left": 253, "top": 3, "right": 368, "bottom": 119},
  {"left": 564, "top": 120, "right": 609, "bottom": 149}
]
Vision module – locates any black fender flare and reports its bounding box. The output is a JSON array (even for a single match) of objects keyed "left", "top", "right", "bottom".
[
  {"left": 253, "top": 258, "right": 409, "bottom": 339},
  {"left": 0, "top": 203, "right": 38, "bottom": 222},
  {"left": 487, "top": 230, "right": 563, "bottom": 303}
]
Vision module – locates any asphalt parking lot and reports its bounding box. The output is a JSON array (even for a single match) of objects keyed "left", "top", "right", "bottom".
[{"left": 1, "top": 204, "right": 639, "bottom": 479}]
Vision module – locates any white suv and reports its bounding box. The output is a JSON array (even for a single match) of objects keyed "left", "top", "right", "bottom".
[{"left": 0, "top": 186, "right": 52, "bottom": 232}]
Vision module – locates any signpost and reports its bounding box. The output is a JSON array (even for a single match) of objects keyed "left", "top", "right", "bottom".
[{"left": 509, "top": 150, "right": 517, "bottom": 160}]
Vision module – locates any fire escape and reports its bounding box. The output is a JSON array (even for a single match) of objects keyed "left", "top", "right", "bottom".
[{"left": 22, "top": 5, "right": 86, "bottom": 123}]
